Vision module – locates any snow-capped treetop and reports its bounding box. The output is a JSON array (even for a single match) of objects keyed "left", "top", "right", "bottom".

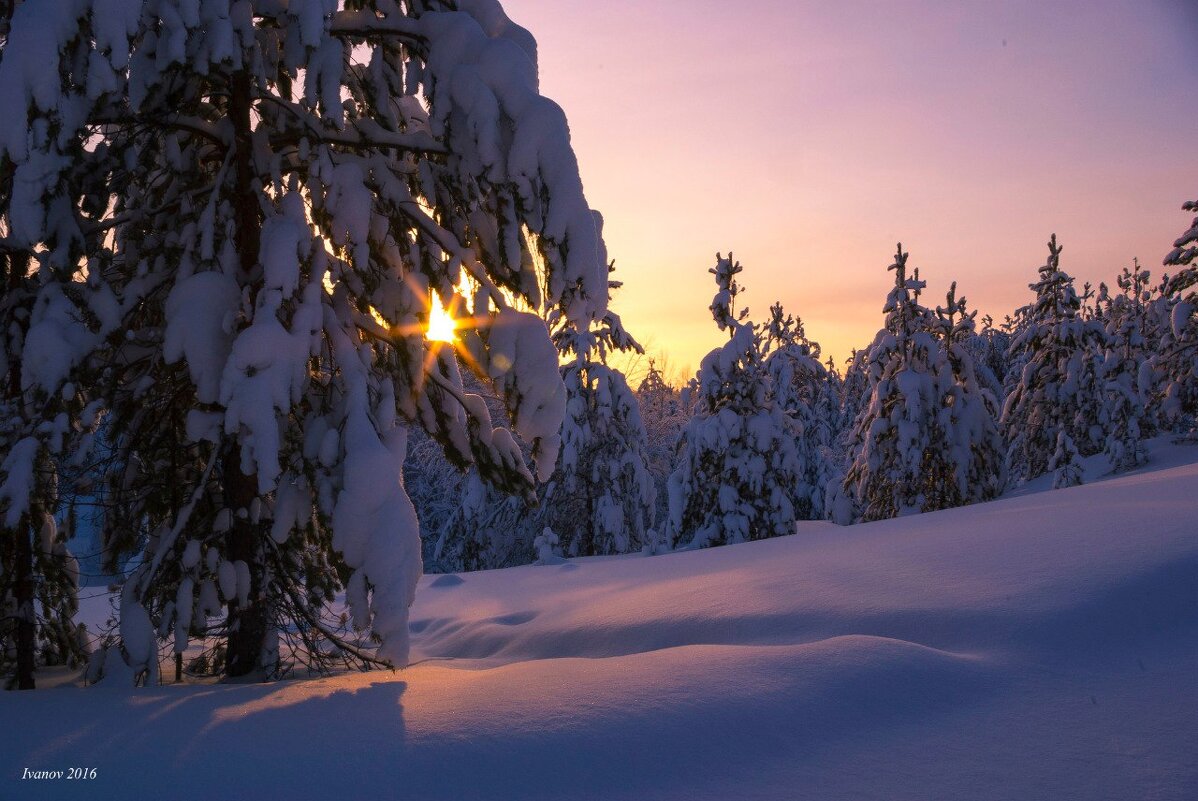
[
  {"left": 1020, "top": 234, "right": 1081, "bottom": 324},
  {"left": 1164, "top": 197, "right": 1198, "bottom": 281},
  {"left": 881, "top": 245, "right": 937, "bottom": 338},
  {"left": 709, "top": 253, "right": 749, "bottom": 333}
]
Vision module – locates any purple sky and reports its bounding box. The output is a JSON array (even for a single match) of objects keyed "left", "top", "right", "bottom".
[{"left": 502, "top": 0, "right": 1196, "bottom": 374}]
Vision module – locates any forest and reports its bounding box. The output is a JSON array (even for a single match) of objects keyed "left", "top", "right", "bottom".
[{"left": 0, "top": 0, "right": 1193, "bottom": 700}]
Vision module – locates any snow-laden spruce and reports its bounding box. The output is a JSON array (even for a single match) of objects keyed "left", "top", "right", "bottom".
[
  {"left": 1095, "top": 262, "right": 1154, "bottom": 472},
  {"left": 0, "top": 0, "right": 608, "bottom": 680},
  {"left": 0, "top": 0, "right": 106, "bottom": 689},
  {"left": 762, "top": 304, "right": 839, "bottom": 520},
  {"left": 1002, "top": 235, "right": 1108, "bottom": 486},
  {"left": 434, "top": 466, "right": 531, "bottom": 573},
  {"left": 837, "top": 246, "right": 1005, "bottom": 524},
  {"left": 636, "top": 361, "right": 689, "bottom": 537},
  {"left": 1156, "top": 196, "right": 1198, "bottom": 429},
  {"left": 538, "top": 303, "right": 655, "bottom": 556},
  {"left": 667, "top": 255, "right": 818, "bottom": 548},
  {"left": 935, "top": 283, "right": 1008, "bottom": 501},
  {"left": 833, "top": 348, "right": 869, "bottom": 458}
]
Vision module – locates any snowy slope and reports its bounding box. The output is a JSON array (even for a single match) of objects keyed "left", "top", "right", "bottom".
[{"left": 3, "top": 441, "right": 1197, "bottom": 801}]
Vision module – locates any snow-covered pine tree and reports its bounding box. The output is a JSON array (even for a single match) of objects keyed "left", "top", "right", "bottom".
[
  {"left": 1049, "top": 430, "right": 1083, "bottom": 489},
  {"left": 1096, "top": 261, "right": 1153, "bottom": 471},
  {"left": 1157, "top": 197, "right": 1198, "bottom": 430},
  {"left": 2, "top": 0, "right": 608, "bottom": 679},
  {"left": 762, "top": 303, "right": 836, "bottom": 519},
  {"left": 0, "top": 0, "right": 108, "bottom": 689},
  {"left": 433, "top": 467, "right": 532, "bottom": 572},
  {"left": 405, "top": 424, "right": 466, "bottom": 566},
  {"left": 935, "top": 283, "right": 1007, "bottom": 501},
  {"left": 962, "top": 314, "right": 1010, "bottom": 403},
  {"left": 667, "top": 254, "right": 808, "bottom": 548},
  {"left": 636, "top": 360, "right": 686, "bottom": 535},
  {"left": 1002, "top": 235, "right": 1107, "bottom": 485},
  {"left": 835, "top": 349, "right": 868, "bottom": 447},
  {"left": 839, "top": 245, "right": 960, "bottom": 522},
  {"left": 538, "top": 303, "right": 656, "bottom": 556},
  {"left": 823, "top": 356, "right": 845, "bottom": 419}
]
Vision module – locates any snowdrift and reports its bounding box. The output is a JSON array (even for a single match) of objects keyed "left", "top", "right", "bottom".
[{"left": 3, "top": 441, "right": 1197, "bottom": 801}]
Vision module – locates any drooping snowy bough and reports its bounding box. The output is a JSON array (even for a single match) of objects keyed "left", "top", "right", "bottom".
[{"left": 0, "top": 0, "right": 607, "bottom": 680}]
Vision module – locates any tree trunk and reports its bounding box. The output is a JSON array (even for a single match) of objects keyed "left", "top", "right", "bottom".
[
  {"left": 13, "top": 515, "right": 35, "bottom": 690},
  {"left": 6, "top": 245, "right": 35, "bottom": 690},
  {"left": 229, "top": 69, "right": 260, "bottom": 281},
  {"left": 222, "top": 69, "right": 267, "bottom": 680},
  {"left": 222, "top": 445, "right": 268, "bottom": 679},
  {"left": 3, "top": 1, "right": 37, "bottom": 690}
]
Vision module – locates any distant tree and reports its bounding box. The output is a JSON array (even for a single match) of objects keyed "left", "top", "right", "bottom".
[
  {"left": 935, "top": 283, "right": 1007, "bottom": 501},
  {"left": 1096, "top": 261, "right": 1153, "bottom": 471},
  {"left": 636, "top": 361, "right": 688, "bottom": 536},
  {"left": 667, "top": 254, "right": 810, "bottom": 548},
  {"left": 840, "top": 245, "right": 990, "bottom": 522},
  {"left": 962, "top": 314, "right": 1010, "bottom": 402},
  {"left": 835, "top": 349, "right": 868, "bottom": 447},
  {"left": 405, "top": 426, "right": 467, "bottom": 568},
  {"left": 434, "top": 468, "right": 532, "bottom": 573},
  {"left": 1002, "top": 235, "right": 1106, "bottom": 485},
  {"left": 538, "top": 305, "right": 655, "bottom": 556},
  {"left": 1049, "top": 431, "right": 1084, "bottom": 489},
  {"left": 763, "top": 304, "right": 838, "bottom": 519}
]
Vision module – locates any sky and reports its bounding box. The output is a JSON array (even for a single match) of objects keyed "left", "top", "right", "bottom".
[{"left": 499, "top": 0, "right": 1196, "bottom": 378}]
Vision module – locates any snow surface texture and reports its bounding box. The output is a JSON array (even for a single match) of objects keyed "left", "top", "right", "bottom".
[{"left": 4, "top": 439, "right": 1197, "bottom": 801}]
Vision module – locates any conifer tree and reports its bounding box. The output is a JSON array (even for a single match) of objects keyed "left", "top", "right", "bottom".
[
  {"left": 1097, "top": 261, "right": 1153, "bottom": 471},
  {"left": 538, "top": 306, "right": 656, "bottom": 556},
  {"left": 433, "top": 468, "right": 531, "bottom": 573},
  {"left": 935, "top": 283, "right": 1007, "bottom": 501},
  {"left": 1157, "top": 197, "right": 1198, "bottom": 429},
  {"left": 1049, "top": 430, "right": 1083, "bottom": 489},
  {"left": 636, "top": 360, "right": 686, "bottom": 535},
  {"left": 836, "top": 349, "right": 868, "bottom": 447},
  {"left": 962, "top": 314, "right": 1010, "bottom": 402},
  {"left": 0, "top": 0, "right": 608, "bottom": 679},
  {"left": 840, "top": 245, "right": 955, "bottom": 522},
  {"left": 763, "top": 304, "right": 837, "bottom": 519},
  {"left": 667, "top": 255, "right": 809, "bottom": 548},
  {"left": 0, "top": 0, "right": 102, "bottom": 689},
  {"left": 1002, "top": 235, "right": 1107, "bottom": 484}
]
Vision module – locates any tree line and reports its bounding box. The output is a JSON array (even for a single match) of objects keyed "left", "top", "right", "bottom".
[{"left": 422, "top": 220, "right": 1198, "bottom": 567}]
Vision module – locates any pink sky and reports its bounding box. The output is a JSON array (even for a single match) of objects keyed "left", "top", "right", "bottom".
[{"left": 502, "top": 0, "right": 1196, "bottom": 376}]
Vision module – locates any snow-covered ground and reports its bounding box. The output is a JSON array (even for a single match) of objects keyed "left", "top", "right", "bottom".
[{"left": 4, "top": 439, "right": 1197, "bottom": 801}]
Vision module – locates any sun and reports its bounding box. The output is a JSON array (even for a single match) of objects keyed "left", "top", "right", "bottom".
[{"left": 426, "top": 291, "right": 459, "bottom": 343}]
